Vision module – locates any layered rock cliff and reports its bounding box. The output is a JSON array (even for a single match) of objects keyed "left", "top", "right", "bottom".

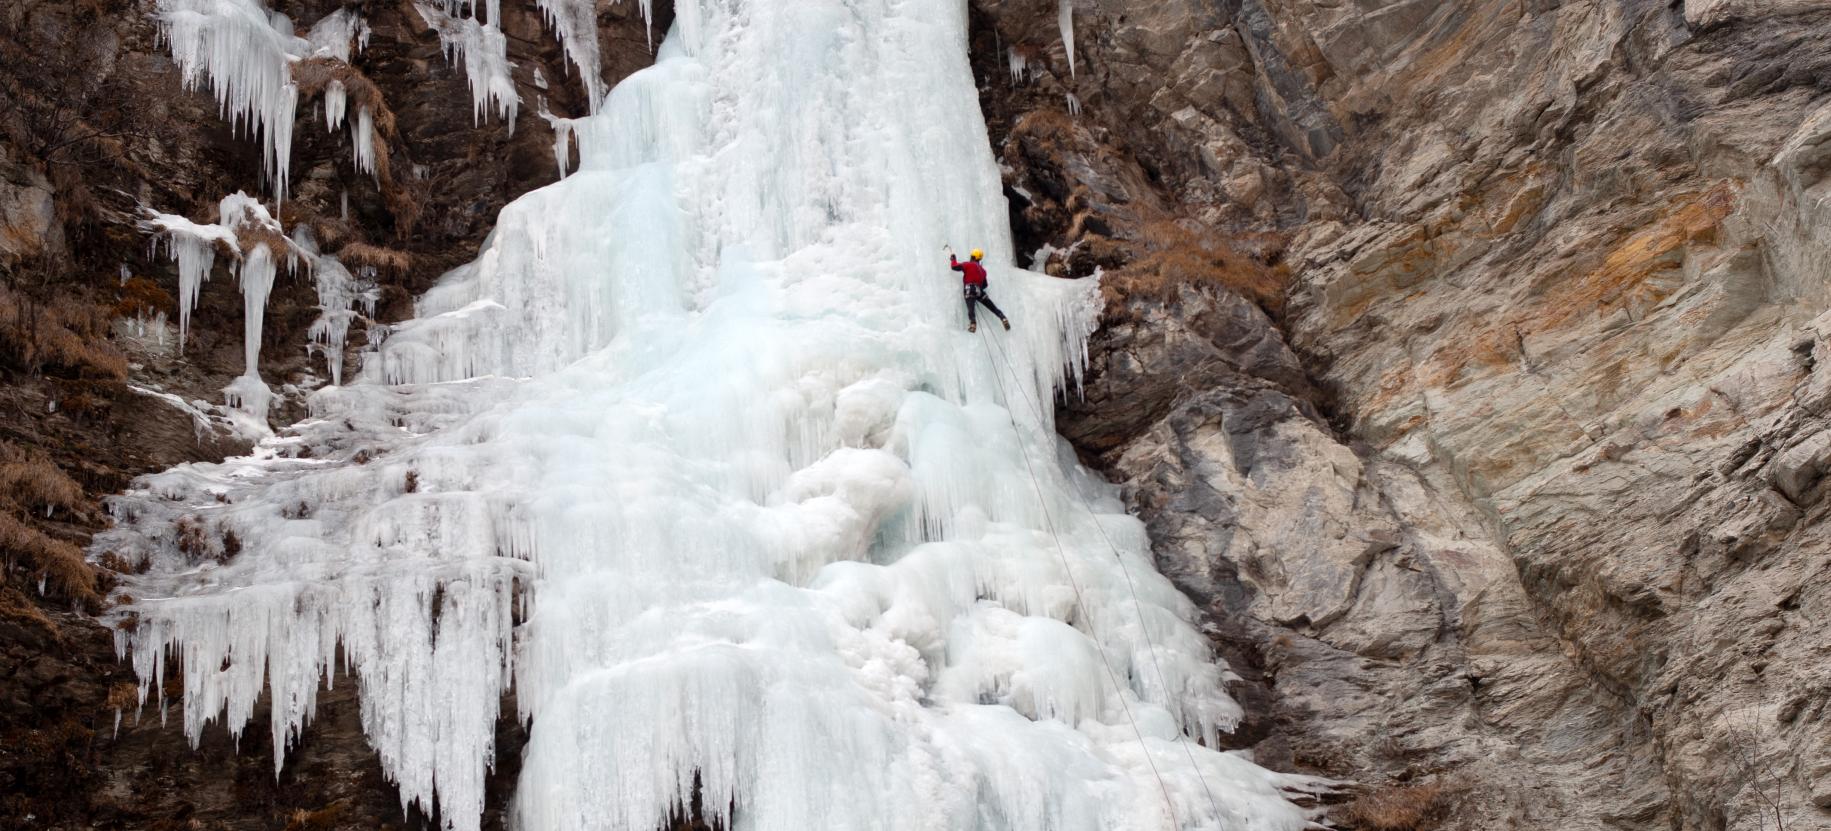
[{"left": 970, "top": 0, "right": 1831, "bottom": 828}]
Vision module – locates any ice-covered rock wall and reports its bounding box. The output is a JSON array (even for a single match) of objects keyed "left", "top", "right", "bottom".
[{"left": 100, "top": 1, "right": 1316, "bottom": 829}]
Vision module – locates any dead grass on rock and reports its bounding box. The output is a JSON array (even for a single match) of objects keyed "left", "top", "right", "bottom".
[
  {"left": 337, "top": 241, "right": 412, "bottom": 276},
  {"left": 0, "top": 442, "right": 99, "bottom": 606},
  {"left": 0, "top": 512, "right": 96, "bottom": 605},
  {"left": 0, "top": 283, "right": 129, "bottom": 380},
  {"left": 1337, "top": 778, "right": 1460, "bottom": 831},
  {"left": 1107, "top": 220, "right": 1291, "bottom": 316}
]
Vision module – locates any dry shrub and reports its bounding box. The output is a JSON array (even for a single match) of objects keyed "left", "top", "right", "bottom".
[
  {"left": 56, "top": 388, "right": 110, "bottom": 421},
  {"left": 103, "top": 681, "right": 138, "bottom": 711},
  {"left": 234, "top": 223, "right": 292, "bottom": 260},
  {"left": 1111, "top": 220, "right": 1291, "bottom": 316},
  {"left": 112, "top": 276, "right": 172, "bottom": 319},
  {"left": 285, "top": 801, "right": 349, "bottom": 831},
  {"left": 0, "top": 442, "right": 85, "bottom": 514},
  {"left": 94, "top": 550, "right": 146, "bottom": 575},
  {"left": 337, "top": 241, "right": 412, "bottom": 275},
  {"left": 1338, "top": 779, "right": 1456, "bottom": 831},
  {"left": 0, "top": 442, "right": 98, "bottom": 605},
  {"left": 172, "top": 515, "right": 210, "bottom": 561},
  {"left": 0, "top": 512, "right": 97, "bottom": 605},
  {"left": 0, "top": 283, "right": 129, "bottom": 379},
  {"left": 0, "top": 583, "right": 57, "bottom": 630},
  {"left": 310, "top": 216, "right": 354, "bottom": 250}
]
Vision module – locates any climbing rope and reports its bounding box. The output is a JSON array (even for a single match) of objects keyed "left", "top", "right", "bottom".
[
  {"left": 980, "top": 328, "right": 1229, "bottom": 827},
  {"left": 973, "top": 330, "right": 1188, "bottom": 829}
]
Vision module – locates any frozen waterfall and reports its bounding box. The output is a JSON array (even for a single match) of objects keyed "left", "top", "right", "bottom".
[{"left": 98, "top": 1, "right": 1319, "bottom": 829}]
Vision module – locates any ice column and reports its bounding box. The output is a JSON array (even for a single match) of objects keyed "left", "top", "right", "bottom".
[{"left": 104, "top": 2, "right": 1321, "bottom": 830}]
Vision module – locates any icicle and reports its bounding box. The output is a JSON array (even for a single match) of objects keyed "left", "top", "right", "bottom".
[
  {"left": 153, "top": 0, "right": 305, "bottom": 198},
  {"left": 352, "top": 105, "right": 378, "bottom": 178},
  {"left": 1058, "top": 0, "right": 1076, "bottom": 77},
  {"left": 292, "top": 226, "right": 374, "bottom": 387},
  {"left": 1066, "top": 92, "right": 1082, "bottom": 116},
  {"left": 540, "top": 108, "right": 578, "bottom": 179},
  {"left": 340, "top": 190, "right": 349, "bottom": 221},
  {"left": 417, "top": 1, "right": 521, "bottom": 128},
  {"left": 532, "top": 0, "right": 605, "bottom": 110},
  {"left": 324, "top": 79, "right": 347, "bottom": 130},
  {"left": 1007, "top": 47, "right": 1027, "bottom": 85},
  {"left": 141, "top": 212, "right": 234, "bottom": 351},
  {"left": 238, "top": 242, "right": 276, "bottom": 376}
]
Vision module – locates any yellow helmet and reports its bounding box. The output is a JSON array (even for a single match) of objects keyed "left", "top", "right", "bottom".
[{"left": 970, "top": 248, "right": 985, "bottom": 261}]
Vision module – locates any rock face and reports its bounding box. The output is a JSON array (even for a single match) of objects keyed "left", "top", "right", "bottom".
[{"left": 972, "top": 0, "right": 1831, "bottom": 828}]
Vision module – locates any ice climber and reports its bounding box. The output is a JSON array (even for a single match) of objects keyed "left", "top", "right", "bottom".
[{"left": 947, "top": 246, "right": 1010, "bottom": 333}]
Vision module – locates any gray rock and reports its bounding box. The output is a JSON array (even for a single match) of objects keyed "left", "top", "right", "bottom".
[{"left": 981, "top": 0, "right": 1831, "bottom": 827}]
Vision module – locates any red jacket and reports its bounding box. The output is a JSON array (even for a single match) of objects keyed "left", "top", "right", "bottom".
[{"left": 950, "top": 256, "right": 988, "bottom": 287}]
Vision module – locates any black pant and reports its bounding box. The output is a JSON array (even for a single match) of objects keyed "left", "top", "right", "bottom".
[{"left": 964, "top": 284, "right": 1006, "bottom": 326}]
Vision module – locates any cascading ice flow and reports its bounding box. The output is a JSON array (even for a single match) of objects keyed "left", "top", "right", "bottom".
[{"left": 100, "top": 1, "right": 1321, "bottom": 829}]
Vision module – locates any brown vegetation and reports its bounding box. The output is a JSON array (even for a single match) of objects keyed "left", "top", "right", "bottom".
[
  {"left": 338, "top": 241, "right": 414, "bottom": 276},
  {"left": 111, "top": 276, "right": 173, "bottom": 320},
  {"left": 1106, "top": 220, "right": 1292, "bottom": 316},
  {"left": 284, "top": 801, "right": 350, "bottom": 831},
  {"left": 0, "top": 441, "right": 97, "bottom": 604},
  {"left": 0, "top": 493, "right": 96, "bottom": 605},
  {"left": 0, "top": 281, "right": 129, "bottom": 380},
  {"left": 1336, "top": 779, "right": 1457, "bottom": 831}
]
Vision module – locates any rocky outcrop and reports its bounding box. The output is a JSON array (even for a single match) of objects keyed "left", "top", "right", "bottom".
[{"left": 973, "top": 0, "right": 1831, "bottom": 828}]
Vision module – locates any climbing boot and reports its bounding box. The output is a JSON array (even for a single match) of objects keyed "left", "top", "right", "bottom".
[
  {"left": 1001, "top": 318, "right": 1011, "bottom": 331},
  {"left": 968, "top": 322, "right": 978, "bottom": 333}
]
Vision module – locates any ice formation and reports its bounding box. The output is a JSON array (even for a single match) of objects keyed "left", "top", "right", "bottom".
[
  {"left": 154, "top": 0, "right": 304, "bottom": 195},
  {"left": 419, "top": 0, "right": 521, "bottom": 128},
  {"left": 104, "top": 2, "right": 1319, "bottom": 830},
  {"left": 143, "top": 193, "right": 315, "bottom": 431},
  {"left": 352, "top": 105, "right": 379, "bottom": 179},
  {"left": 142, "top": 212, "right": 231, "bottom": 350},
  {"left": 293, "top": 228, "right": 379, "bottom": 387},
  {"left": 539, "top": 105, "right": 582, "bottom": 179},
  {"left": 1059, "top": 0, "right": 1076, "bottom": 77},
  {"left": 323, "top": 78, "right": 347, "bottom": 130},
  {"left": 305, "top": 8, "right": 369, "bottom": 63},
  {"left": 534, "top": 0, "right": 606, "bottom": 110}
]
